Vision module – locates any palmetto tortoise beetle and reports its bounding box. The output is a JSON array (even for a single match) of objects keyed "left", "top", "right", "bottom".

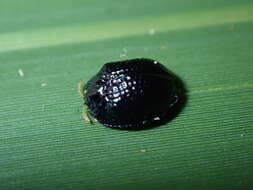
[{"left": 78, "top": 58, "right": 186, "bottom": 129}]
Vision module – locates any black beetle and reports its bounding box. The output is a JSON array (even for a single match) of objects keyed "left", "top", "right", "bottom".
[{"left": 78, "top": 58, "right": 186, "bottom": 129}]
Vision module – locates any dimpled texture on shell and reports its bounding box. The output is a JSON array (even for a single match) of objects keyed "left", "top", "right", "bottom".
[{"left": 84, "top": 58, "right": 180, "bottom": 128}]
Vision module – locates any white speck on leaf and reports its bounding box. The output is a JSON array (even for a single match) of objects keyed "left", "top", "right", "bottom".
[
  {"left": 18, "top": 69, "right": 24, "bottom": 77},
  {"left": 41, "top": 83, "right": 47, "bottom": 87},
  {"left": 160, "top": 45, "right": 167, "bottom": 50},
  {"left": 120, "top": 48, "right": 128, "bottom": 58},
  {"left": 140, "top": 149, "right": 146, "bottom": 153},
  {"left": 148, "top": 28, "right": 155, "bottom": 35}
]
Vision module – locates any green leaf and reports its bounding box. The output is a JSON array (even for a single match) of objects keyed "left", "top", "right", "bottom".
[{"left": 0, "top": 0, "right": 253, "bottom": 189}]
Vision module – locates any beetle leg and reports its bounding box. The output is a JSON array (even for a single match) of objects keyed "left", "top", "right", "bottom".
[
  {"left": 77, "top": 80, "right": 86, "bottom": 98},
  {"left": 81, "top": 104, "right": 94, "bottom": 124},
  {"left": 78, "top": 81, "right": 94, "bottom": 124}
]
